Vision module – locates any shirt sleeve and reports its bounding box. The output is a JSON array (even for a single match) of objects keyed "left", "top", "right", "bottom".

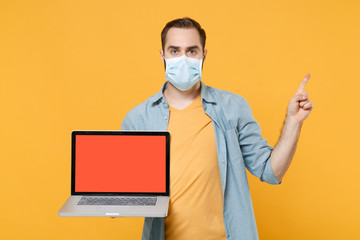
[
  {"left": 236, "top": 97, "right": 282, "bottom": 185},
  {"left": 121, "top": 111, "right": 135, "bottom": 131}
]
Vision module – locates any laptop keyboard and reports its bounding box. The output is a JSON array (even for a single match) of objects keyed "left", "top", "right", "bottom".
[{"left": 77, "top": 196, "right": 157, "bottom": 206}]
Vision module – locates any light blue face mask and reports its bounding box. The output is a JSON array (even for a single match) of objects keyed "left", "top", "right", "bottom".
[{"left": 165, "top": 55, "right": 203, "bottom": 91}]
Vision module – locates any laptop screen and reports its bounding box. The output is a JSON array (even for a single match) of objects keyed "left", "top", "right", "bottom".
[{"left": 72, "top": 132, "right": 169, "bottom": 195}]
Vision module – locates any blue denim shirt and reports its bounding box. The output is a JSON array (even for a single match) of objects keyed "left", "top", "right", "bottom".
[{"left": 121, "top": 81, "right": 281, "bottom": 240}]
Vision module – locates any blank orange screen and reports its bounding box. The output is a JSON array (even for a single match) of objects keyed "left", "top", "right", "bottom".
[{"left": 75, "top": 135, "right": 166, "bottom": 193}]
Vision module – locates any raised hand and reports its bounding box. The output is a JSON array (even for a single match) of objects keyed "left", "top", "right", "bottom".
[{"left": 286, "top": 74, "right": 314, "bottom": 124}]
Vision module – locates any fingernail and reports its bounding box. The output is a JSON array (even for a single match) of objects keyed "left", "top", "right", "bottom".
[{"left": 306, "top": 73, "right": 310, "bottom": 78}]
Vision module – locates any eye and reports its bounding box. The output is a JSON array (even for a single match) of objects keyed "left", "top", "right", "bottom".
[
  {"left": 188, "top": 50, "right": 196, "bottom": 55},
  {"left": 171, "top": 50, "right": 178, "bottom": 54}
]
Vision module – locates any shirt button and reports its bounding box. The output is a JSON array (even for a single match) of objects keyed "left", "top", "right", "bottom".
[{"left": 164, "top": 116, "right": 168, "bottom": 120}]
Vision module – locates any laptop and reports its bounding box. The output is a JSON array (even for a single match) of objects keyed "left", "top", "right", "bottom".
[{"left": 58, "top": 130, "right": 170, "bottom": 217}]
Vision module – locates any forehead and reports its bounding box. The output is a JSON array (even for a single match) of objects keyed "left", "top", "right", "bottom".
[{"left": 165, "top": 27, "right": 202, "bottom": 49}]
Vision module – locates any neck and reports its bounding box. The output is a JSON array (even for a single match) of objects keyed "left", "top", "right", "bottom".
[{"left": 164, "top": 81, "right": 201, "bottom": 110}]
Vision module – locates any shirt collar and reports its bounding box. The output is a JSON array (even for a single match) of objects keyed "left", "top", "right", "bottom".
[
  {"left": 149, "top": 81, "right": 217, "bottom": 104},
  {"left": 200, "top": 81, "right": 216, "bottom": 104},
  {"left": 148, "top": 81, "right": 168, "bottom": 104}
]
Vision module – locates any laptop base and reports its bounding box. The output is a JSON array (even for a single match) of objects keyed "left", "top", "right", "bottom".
[{"left": 58, "top": 196, "right": 169, "bottom": 217}]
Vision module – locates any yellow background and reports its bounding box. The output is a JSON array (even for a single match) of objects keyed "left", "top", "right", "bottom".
[{"left": 1, "top": 0, "right": 359, "bottom": 239}]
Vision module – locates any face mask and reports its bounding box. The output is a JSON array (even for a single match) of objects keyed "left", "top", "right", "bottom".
[{"left": 164, "top": 55, "right": 203, "bottom": 91}]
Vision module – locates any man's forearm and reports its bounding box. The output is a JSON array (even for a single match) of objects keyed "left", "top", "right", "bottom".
[{"left": 270, "top": 117, "right": 303, "bottom": 183}]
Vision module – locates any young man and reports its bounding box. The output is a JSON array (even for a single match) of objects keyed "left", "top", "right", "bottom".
[{"left": 121, "top": 17, "right": 313, "bottom": 240}]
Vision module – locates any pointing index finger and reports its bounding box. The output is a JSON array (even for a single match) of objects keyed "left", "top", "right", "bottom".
[{"left": 295, "top": 73, "right": 310, "bottom": 95}]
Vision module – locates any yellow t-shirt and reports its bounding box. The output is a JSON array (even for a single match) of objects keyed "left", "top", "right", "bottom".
[{"left": 165, "top": 95, "right": 226, "bottom": 240}]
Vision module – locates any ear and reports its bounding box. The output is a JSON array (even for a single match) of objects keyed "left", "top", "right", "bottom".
[
  {"left": 160, "top": 49, "right": 166, "bottom": 70},
  {"left": 159, "top": 49, "right": 165, "bottom": 63},
  {"left": 203, "top": 49, "right": 208, "bottom": 61}
]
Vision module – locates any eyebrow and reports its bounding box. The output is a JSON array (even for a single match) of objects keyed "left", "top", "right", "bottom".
[{"left": 167, "top": 45, "right": 201, "bottom": 51}]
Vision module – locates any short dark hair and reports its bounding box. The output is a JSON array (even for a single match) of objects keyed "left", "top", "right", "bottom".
[{"left": 161, "top": 17, "right": 206, "bottom": 52}]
